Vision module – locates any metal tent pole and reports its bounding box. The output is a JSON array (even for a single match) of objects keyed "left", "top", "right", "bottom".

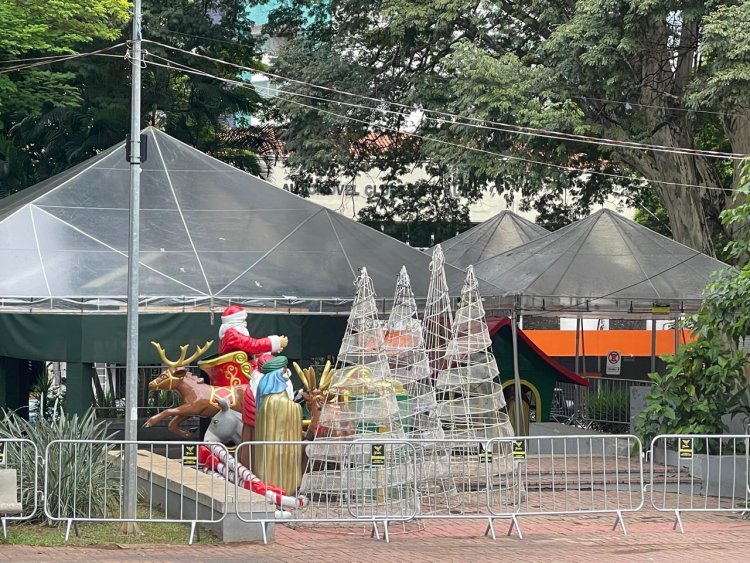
[
  {"left": 581, "top": 320, "right": 587, "bottom": 377},
  {"left": 650, "top": 318, "right": 657, "bottom": 373},
  {"left": 576, "top": 317, "right": 581, "bottom": 375},
  {"left": 511, "top": 308, "right": 523, "bottom": 435},
  {"left": 121, "top": 0, "right": 142, "bottom": 535}
]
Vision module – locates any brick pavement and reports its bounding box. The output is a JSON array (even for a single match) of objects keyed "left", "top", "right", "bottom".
[{"left": 1, "top": 506, "right": 748, "bottom": 563}]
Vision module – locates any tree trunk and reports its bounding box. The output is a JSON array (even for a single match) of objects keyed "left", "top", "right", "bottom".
[
  {"left": 620, "top": 145, "right": 725, "bottom": 257},
  {"left": 723, "top": 111, "right": 750, "bottom": 250},
  {"left": 598, "top": 17, "right": 728, "bottom": 257}
]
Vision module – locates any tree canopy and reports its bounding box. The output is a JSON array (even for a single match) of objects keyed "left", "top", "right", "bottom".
[
  {"left": 1, "top": 0, "right": 276, "bottom": 198},
  {"left": 637, "top": 158, "right": 750, "bottom": 444},
  {"left": 0, "top": 0, "right": 130, "bottom": 119},
  {"left": 265, "top": 0, "right": 750, "bottom": 260}
]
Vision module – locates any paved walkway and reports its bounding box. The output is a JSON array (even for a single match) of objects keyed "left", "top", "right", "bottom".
[{"left": 2, "top": 507, "right": 749, "bottom": 562}]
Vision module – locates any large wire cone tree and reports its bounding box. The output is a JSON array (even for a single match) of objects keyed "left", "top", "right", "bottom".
[{"left": 301, "top": 268, "right": 414, "bottom": 516}]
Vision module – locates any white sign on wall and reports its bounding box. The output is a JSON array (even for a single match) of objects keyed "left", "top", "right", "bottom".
[{"left": 606, "top": 350, "right": 622, "bottom": 375}]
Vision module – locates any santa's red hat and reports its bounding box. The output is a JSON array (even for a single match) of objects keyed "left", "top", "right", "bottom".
[{"left": 221, "top": 305, "right": 246, "bottom": 322}]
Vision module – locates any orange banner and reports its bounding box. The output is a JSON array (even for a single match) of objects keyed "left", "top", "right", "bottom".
[{"left": 524, "top": 329, "right": 693, "bottom": 357}]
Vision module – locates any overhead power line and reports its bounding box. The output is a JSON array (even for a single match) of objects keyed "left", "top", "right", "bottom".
[
  {"left": 158, "top": 27, "right": 745, "bottom": 121},
  {"left": 0, "top": 44, "right": 127, "bottom": 74},
  {"left": 142, "top": 53, "right": 741, "bottom": 193},
  {"left": 274, "top": 95, "right": 739, "bottom": 192},
  {"left": 144, "top": 39, "right": 747, "bottom": 161},
  {"left": 571, "top": 95, "right": 741, "bottom": 119},
  {"left": 0, "top": 53, "right": 83, "bottom": 65},
  {"left": 232, "top": 79, "right": 738, "bottom": 161}
]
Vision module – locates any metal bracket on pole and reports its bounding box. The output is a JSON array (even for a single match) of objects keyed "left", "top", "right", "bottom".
[{"left": 126, "top": 133, "right": 148, "bottom": 163}]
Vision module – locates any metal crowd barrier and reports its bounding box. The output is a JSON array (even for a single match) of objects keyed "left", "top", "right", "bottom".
[
  {"left": 487, "top": 434, "right": 644, "bottom": 537},
  {"left": 0, "top": 438, "right": 39, "bottom": 538},
  {"left": 227, "top": 435, "right": 643, "bottom": 541},
  {"left": 649, "top": 434, "right": 750, "bottom": 533},
  {"left": 44, "top": 439, "right": 229, "bottom": 543},
  {"left": 231, "top": 439, "right": 419, "bottom": 543},
  {"left": 404, "top": 437, "right": 518, "bottom": 540},
  {"left": 20, "top": 432, "right": 748, "bottom": 542}
]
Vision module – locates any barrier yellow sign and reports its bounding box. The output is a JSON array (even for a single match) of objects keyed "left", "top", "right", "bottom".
[
  {"left": 371, "top": 444, "right": 385, "bottom": 466},
  {"left": 513, "top": 440, "right": 526, "bottom": 461},
  {"left": 0, "top": 442, "right": 4, "bottom": 464},
  {"left": 477, "top": 446, "right": 493, "bottom": 463},
  {"left": 679, "top": 438, "right": 693, "bottom": 459},
  {"left": 183, "top": 444, "right": 198, "bottom": 466}
]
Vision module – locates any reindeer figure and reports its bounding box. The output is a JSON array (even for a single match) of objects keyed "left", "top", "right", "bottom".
[{"left": 145, "top": 340, "right": 253, "bottom": 439}]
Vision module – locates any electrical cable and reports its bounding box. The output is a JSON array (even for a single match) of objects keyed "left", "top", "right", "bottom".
[
  {"left": 144, "top": 39, "right": 747, "bottom": 160},
  {"left": 0, "top": 43, "right": 127, "bottom": 74},
  {"left": 142, "top": 53, "right": 744, "bottom": 193},
  {"left": 157, "top": 26, "right": 747, "bottom": 121}
]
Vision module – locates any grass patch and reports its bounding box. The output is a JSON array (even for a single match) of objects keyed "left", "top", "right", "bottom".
[{"left": 0, "top": 505, "right": 221, "bottom": 546}]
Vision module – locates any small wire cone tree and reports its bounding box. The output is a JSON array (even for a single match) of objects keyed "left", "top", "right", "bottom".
[
  {"left": 435, "top": 265, "right": 515, "bottom": 481},
  {"left": 384, "top": 265, "right": 459, "bottom": 514},
  {"left": 423, "top": 245, "right": 454, "bottom": 380},
  {"left": 301, "top": 268, "right": 415, "bottom": 520},
  {"left": 384, "top": 266, "right": 440, "bottom": 442}
]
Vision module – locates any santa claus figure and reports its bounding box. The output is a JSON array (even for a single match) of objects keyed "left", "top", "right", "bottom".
[
  {"left": 217, "top": 305, "right": 289, "bottom": 469},
  {"left": 218, "top": 306, "right": 293, "bottom": 419},
  {"left": 218, "top": 305, "right": 288, "bottom": 363}
]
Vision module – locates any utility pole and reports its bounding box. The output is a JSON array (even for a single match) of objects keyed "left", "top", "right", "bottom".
[{"left": 120, "top": 0, "right": 143, "bottom": 536}]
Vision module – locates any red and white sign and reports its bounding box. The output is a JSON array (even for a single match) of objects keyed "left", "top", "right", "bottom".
[{"left": 606, "top": 351, "right": 622, "bottom": 375}]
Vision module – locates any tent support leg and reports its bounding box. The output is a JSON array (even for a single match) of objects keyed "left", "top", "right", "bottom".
[
  {"left": 511, "top": 312, "right": 523, "bottom": 435},
  {"left": 651, "top": 318, "right": 657, "bottom": 373}
]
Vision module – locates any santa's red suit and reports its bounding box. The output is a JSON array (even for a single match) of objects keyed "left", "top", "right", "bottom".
[
  {"left": 218, "top": 305, "right": 283, "bottom": 359},
  {"left": 217, "top": 305, "right": 284, "bottom": 428}
]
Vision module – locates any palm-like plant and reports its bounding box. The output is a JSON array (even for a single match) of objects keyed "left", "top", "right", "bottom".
[{"left": 0, "top": 409, "right": 121, "bottom": 525}]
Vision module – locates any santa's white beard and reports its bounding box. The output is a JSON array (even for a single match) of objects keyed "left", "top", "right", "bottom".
[{"left": 219, "top": 320, "right": 249, "bottom": 339}]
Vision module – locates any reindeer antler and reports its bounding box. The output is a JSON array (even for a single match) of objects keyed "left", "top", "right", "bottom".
[
  {"left": 292, "top": 361, "right": 309, "bottom": 390},
  {"left": 292, "top": 361, "right": 319, "bottom": 391},
  {"left": 306, "top": 367, "right": 317, "bottom": 390},
  {"left": 319, "top": 360, "right": 333, "bottom": 392},
  {"left": 182, "top": 340, "right": 214, "bottom": 365},
  {"left": 151, "top": 340, "right": 214, "bottom": 371}
]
